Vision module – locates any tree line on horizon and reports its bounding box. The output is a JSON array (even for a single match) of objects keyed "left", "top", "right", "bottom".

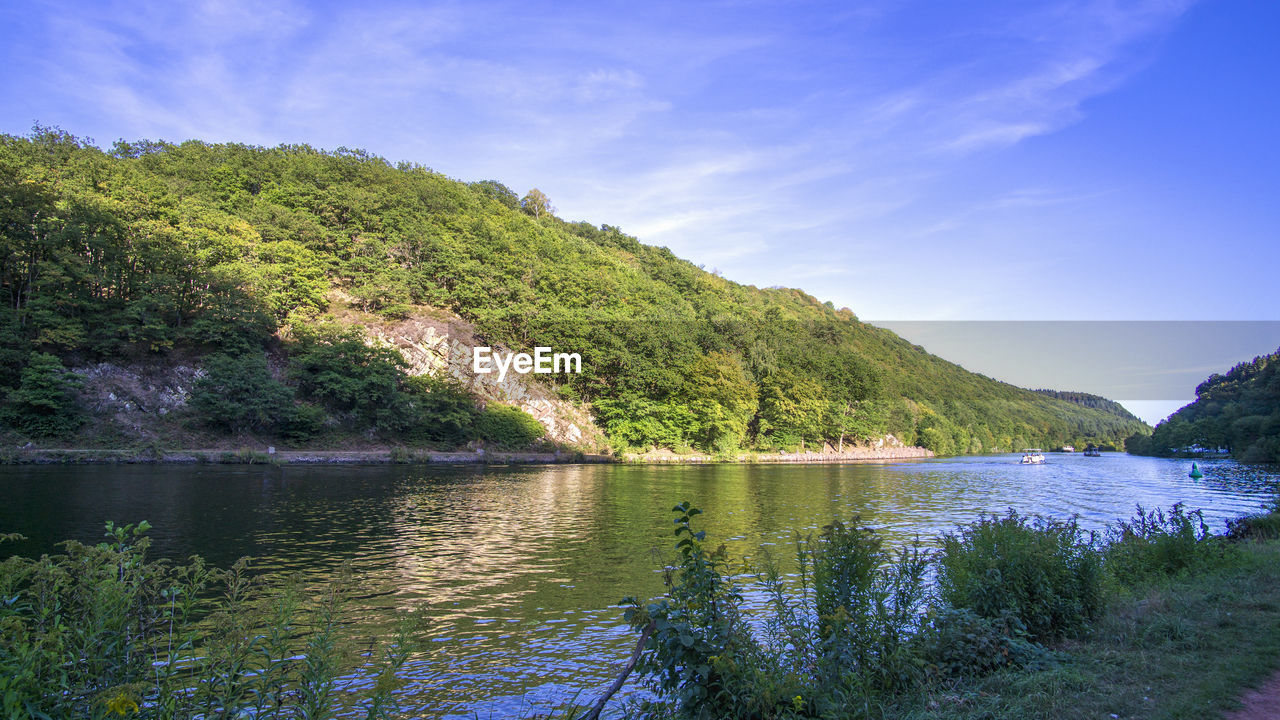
[
  {"left": 1126, "top": 348, "right": 1280, "bottom": 462},
  {"left": 0, "top": 128, "right": 1148, "bottom": 454}
]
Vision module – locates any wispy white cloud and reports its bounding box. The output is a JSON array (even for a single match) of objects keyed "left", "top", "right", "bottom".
[{"left": 3, "top": 0, "right": 1201, "bottom": 319}]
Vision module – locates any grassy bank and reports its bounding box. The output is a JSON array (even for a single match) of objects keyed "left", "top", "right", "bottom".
[
  {"left": 894, "top": 538, "right": 1280, "bottom": 720},
  {"left": 615, "top": 503, "right": 1280, "bottom": 720},
  {"left": 4, "top": 504, "right": 1278, "bottom": 719}
]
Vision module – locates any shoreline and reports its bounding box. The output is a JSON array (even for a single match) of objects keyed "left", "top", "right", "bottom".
[
  {"left": 3, "top": 445, "right": 934, "bottom": 466},
  {"left": 622, "top": 445, "right": 935, "bottom": 463}
]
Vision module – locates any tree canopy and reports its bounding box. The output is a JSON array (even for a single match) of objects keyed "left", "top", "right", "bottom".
[
  {"left": 1127, "top": 348, "right": 1280, "bottom": 462},
  {"left": 0, "top": 128, "right": 1149, "bottom": 452}
]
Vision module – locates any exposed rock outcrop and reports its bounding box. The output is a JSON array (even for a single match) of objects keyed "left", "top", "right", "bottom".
[
  {"left": 362, "top": 315, "right": 607, "bottom": 449},
  {"left": 71, "top": 361, "right": 204, "bottom": 440}
]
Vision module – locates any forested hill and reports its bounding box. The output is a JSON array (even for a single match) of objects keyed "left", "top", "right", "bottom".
[
  {"left": 1127, "top": 348, "right": 1280, "bottom": 462},
  {"left": 0, "top": 129, "right": 1148, "bottom": 454},
  {"left": 1033, "top": 390, "right": 1142, "bottom": 422}
]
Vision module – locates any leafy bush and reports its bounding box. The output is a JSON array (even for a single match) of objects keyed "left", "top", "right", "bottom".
[
  {"left": 593, "top": 394, "right": 695, "bottom": 451},
  {"left": 0, "top": 523, "right": 420, "bottom": 720},
  {"left": 288, "top": 326, "right": 410, "bottom": 429},
  {"left": 1106, "top": 503, "right": 1221, "bottom": 584},
  {"left": 403, "top": 374, "right": 480, "bottom": 445},
  {"left": 804, "top": 519, "right": 928, "bottom": 696},
  {"left": 476, "top": 403, "right": 545, "bottom": 449},
  {"left": 623, "top": 504, "right": 929, "bottom": 719},
  {"left": 1226, "top": 511, "right": 1280, "bottom": 541},
  {"left": 0, "top": 351, "right": 84, "bottom": 438},
  {"left": 936, "top": 510, "right": 1104, "bottom": 642},
  {"left": 623, "top": 504, "right": 761, "bottom": 719},
  {"left": 191, "top": 352, "right": 300, "bottom": 434},
  {"left": 912, "top": 607, "right": 1046, "bottom": 679}
]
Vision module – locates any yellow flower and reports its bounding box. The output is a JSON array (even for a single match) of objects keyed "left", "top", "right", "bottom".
[
  {"left": 793, "top": 694, "right": 804, "bottom": 711},
  {"left": 105, "top": 692, "right": 139, "bottom": 716}
]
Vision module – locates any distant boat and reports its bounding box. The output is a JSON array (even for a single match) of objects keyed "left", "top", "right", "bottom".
[
  {"left": 1189, "top": 462, "right": 1203, "bottom": 479},
  {"left": 1020, "top": 449, "right": 1046, "bottom": 465},
  {"left": 1083, "top": 444, "right": 1102, "bottom": 457}
]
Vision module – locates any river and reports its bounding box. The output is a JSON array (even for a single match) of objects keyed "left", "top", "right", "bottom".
[{"left": 2, "top": 453, "right": 1276, "bottom": 717}]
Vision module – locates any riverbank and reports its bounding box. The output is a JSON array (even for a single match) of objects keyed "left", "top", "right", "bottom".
[
  {"left": 891, "top": 536, "right": 1280, "bottom": 720},
  {"left": 608, "top": 502, "right": 1280, "bottom": 720},
  {"left": 0, "top": 446, "right": 615, "bottom": 465},
  {"left": 623, "top": 445, "right": 935, "bottom": 463},
  {"left": 3, "top": 444, "right": 933, "bottom": 465}
]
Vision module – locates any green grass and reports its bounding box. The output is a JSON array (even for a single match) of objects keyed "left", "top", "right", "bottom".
[{"left": 893, "top": 539, "right": 1280, "bottom": 720}]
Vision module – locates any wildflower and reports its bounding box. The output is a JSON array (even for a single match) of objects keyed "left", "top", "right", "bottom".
[
  {"left": 793, "top": 694, "right": 804, "bottom": 711},
  {"left": 105, "top": 692, "right": 139, "bottom": 716}
]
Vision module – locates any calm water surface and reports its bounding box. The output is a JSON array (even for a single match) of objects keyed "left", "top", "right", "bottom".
[{"left": 3, "top": 454, "right": 1277, "bottom": 717}]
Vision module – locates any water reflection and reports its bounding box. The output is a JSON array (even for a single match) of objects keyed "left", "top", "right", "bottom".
[{"left": 2, "top": 454, "right": 1276, "bottom": 718}]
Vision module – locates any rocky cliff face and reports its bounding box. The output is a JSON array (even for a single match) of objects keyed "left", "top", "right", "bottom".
[
  {"left": 71, "top": 360, "right": 204, "bottom": 442},
  {"left": 363, "top": 314, "right": 606, "bottom": 448},
  {"left": 64, "top": 307, "right": 609, "bottom": 450}
]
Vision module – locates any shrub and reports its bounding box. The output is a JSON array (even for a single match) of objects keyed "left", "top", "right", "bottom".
[
  {"left": 403, "top": 374, "right": 479, "bottom": 445},
  {"left": 912, "top": 607, "right": 1046, "bottom": 679},
  {"left": 624, "top": 503, "right": 766, "bottom": 719},
  {"left": 191, "top": 352, "right": 298, "bottom": 433},
  {"left": 476, "top": 403, "right": 545, "bottom": 449},
  {"left": 1225, "top": 511, "right": 1280, "bottom": 541},
  {"left": 0, "top": 351, "right": 84, "bottom": 438},
  {"left": 593, "top": 394, "right": 695, "bottom": 451},
  {"left": 288, "top": 326, "right": 410, "bottom": 429},
  {"left": 936, "top": 510, "right": 1104, "bottom": 642},
  {"left": 623, "top": 505, "right": 929, "bottom": 719},
  {"left": 1105, "top": 503, "right": 1221, "bottom": 585},
  {"left": 805, "top": 519, "right": 928, "bottom": 696},
  {"left": 281, "top": 401, "right": 328, "bottom": 442},
  {"left": 0, "top": 523, "right": 421, "bottom": 720}
]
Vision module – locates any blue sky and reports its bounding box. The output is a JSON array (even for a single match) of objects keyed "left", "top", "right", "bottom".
[{"left": 2, "top": 0, "right": 1277, "bottom": 420}]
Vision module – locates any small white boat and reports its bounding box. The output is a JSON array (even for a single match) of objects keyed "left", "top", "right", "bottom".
[{"left": 1020, "top": 449, "right": 1046, "bottom": 464}]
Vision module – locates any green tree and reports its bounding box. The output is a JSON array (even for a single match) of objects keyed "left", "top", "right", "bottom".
[
  {"left": 593, "top": 393, "right": 695, "bottom": 450},
  {"left": 470, "top": 180, "right": 519, "bottom": 209},
  {"left": 825, "top": 399, "right": 886, "bottom": 452},
  {"left": 519, "top": 188, "right": 552, "bottom": 219},
  {"left": 403, "top": 374, "right": 479, "bottom": 445},
  {"left": 1, "top": 352, "right": 84, "bottom": 437},
  {"left": 677, "top": 352, "right": 758, "bottom": 453},
  {"left": 191, "top": 353, "right": 299, "bottom": 434},
  {"left": 756, "top": 368, "right": 826, "bottom": 450},
  {"left": 288, "top": 327, "right": 409, "bottom": 429}
]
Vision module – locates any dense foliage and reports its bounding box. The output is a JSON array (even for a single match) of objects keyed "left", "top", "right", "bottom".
[
  {"left": 1126, "top": 347, "right": 1280, "bottom": 462},
  {"left": 0, "top": 351, "right": 84, "bottom": 437},
  {"left": 935, "top": 512, "right": 1104, "bottom": 642},
  {"left": 0, "top": 523, "right": 420, "bottom": 720},
  {"left": 0, "top": 128, "right": 1147, "bottom": 451},
  {"left": 621, "top": 501, "right": 1237, "bottom": 719},
  {"left": 2, "top": 501, "right": 1269, "bottom": 719},
  {"left": 1031, "top": 389, "right": 1142, "bottom": 422},
  {"left": 190, "top": 353, "right": 300, "bottom": 435},
  {"left": 474, "top": 403, "right": 548, "bottom": 449}
]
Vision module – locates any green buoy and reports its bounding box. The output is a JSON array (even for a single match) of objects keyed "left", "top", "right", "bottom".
[{"left": 1189, "top": 462, "right": 1203, "bottom": 479}]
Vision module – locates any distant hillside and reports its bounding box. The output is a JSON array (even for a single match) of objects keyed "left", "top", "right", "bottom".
[
  {"left": 1127, "top": 348, "right": 1280, "bottom": 462},
  {"left": 1033, "top": 390, "right": 1142, "bottom": 422},
  {"left": 0, "top": 129, "right": 1148, "bottom": 454}
]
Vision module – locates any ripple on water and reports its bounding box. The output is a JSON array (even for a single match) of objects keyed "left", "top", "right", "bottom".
[{"left": 1, "top": 455, "right": 1276, "bottom": 718}]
